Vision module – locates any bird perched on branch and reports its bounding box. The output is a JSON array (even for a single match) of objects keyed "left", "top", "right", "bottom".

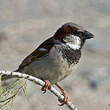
[{"left": 3, "top": 22, "right": 94, "bottom": 105}]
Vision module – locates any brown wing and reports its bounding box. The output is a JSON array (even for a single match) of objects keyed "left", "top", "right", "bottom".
[{"left": 17, "top": 37, "right": 54, "bottom": 70}]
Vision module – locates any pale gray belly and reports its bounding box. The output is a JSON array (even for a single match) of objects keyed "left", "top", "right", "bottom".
[{"left": 21, "top": 46, "right": 76, "bottom": 84}]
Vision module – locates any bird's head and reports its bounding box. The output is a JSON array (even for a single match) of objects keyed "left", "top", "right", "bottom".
[{"left": 54, "top": 22, "right": 94, "bottom": 50}]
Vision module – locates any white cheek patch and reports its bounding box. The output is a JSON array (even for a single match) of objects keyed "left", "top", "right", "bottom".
[{"left": 66, "top": 35, "right": 81, "bottom": 50}]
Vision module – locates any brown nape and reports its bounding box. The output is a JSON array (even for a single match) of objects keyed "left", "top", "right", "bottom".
[
  {"left": 54, "top": 27, "right": 66, "bottom": 43},
  {"left": 54, "top": 24, "right": 78, "bottom": 42}
]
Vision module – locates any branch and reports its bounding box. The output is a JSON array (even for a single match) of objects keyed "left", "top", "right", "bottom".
[{"left": 0, "top": 70, "right": 77, "bottom": 110}]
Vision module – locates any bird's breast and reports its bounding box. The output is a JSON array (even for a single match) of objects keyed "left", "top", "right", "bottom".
[
  {"left": 23, "top": 44, "right": 81, "bottom": 83},
  {"left": 48, "top": 44, "right": 81, "bottom": 82}
]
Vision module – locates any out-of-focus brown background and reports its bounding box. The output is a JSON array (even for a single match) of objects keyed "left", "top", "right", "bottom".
[{"left": 0, "top": 0, "right": 110, "bottom": 110}]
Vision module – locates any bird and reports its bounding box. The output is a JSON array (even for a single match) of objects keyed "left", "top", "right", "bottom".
[{"left": 3, "top": 22, "right": 94, "bottom": 105}]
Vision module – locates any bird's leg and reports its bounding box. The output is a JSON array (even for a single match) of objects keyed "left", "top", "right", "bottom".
[
  {"left": 41, "top": 80, "right": 52, "bottom": 93},
  {"left": 55, "top": 83, "right": 68, "bottom": 106}
]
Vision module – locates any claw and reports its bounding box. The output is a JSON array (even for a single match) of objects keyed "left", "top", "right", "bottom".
[
  {"left": 41, "top": 80, "right": 52, "bottom": 93},
  {"left": 41, "top": 88, "right": 46, "bottom": 94},
  {"left": 58, "top": 92, "right": 68, "bottom": 106},
  {"left": 55, "top": 83, "right": 68, "bottom": 106}
]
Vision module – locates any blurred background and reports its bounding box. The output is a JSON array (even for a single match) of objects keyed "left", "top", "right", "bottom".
[{"left": 0, "top": 0, "right": 110, "bottom": 110}]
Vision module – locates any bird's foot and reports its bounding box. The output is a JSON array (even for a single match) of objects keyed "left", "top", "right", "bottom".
[
  {"left": 58, "top": 91, "right": 68, "bottom": 106},
  {"left": 41, "top": 80, "right": 52, "bottom": 93},
  {"left": 55, "top": 83, "right": 68, "bottom": 106}
]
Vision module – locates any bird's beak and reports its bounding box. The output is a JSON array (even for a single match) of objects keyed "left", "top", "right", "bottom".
[{"left": 84, "top": 31, "right": 94, "bottom": 39}]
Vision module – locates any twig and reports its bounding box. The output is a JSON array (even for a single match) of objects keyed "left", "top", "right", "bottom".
[{"left": 0, "top": 70, "right": 78, "bottom": 110}]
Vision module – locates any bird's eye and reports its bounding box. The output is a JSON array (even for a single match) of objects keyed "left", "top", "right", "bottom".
[
  {"left": 72, "top": 30, "right": 78, "bottom": 35},
  {"left": 77, "top": 31, "right": 84, "bottom": 36},
  {"left": 72, "top": 30, "right": 84, "bottom": 37},
  {"left": 78, "top": 31, "right": 83, "bottom": 34}
]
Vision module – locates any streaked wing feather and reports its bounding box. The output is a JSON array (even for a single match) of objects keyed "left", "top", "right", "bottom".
[{"left": 18, "top": 37, "right": 54, "bottom": 70}]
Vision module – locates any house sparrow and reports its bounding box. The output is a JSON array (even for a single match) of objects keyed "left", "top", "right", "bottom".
[{"left": 3, "top": 22, "right": 94, "bottom": 105}]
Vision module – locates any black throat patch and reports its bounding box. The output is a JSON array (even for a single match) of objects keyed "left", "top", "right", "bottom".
[{"left": 61, "top": 47, "right": 81, "bottom": 66}]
